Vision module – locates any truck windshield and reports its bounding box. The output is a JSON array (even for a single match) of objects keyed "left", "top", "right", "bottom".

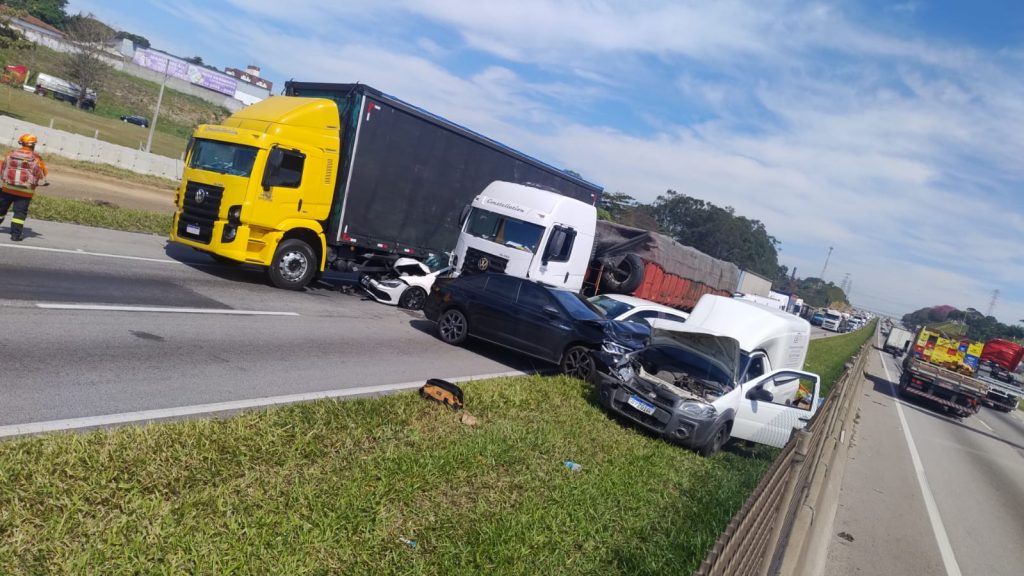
[
  {"left": 465, "top": 208, "right": 544, "bottom": 254},
  {"left": 825, "top": 313, "right": 842, "bottom": 321},
  {"left": 189, "top": 139, "right": 259, "bottom": 177}
]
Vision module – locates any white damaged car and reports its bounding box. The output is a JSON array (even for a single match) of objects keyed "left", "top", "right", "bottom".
[{"left": 360, "top": 256, "right": 451, "bottom": 310}]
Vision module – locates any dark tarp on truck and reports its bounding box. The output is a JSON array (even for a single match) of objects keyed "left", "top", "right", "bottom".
[
  {"left": 285, "top": 82, "right": 603, "bottom": 259},
  {"left": 592, "top": 220, "right": 741, "bottom": 309}
]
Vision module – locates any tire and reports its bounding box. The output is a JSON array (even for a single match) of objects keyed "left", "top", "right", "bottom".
[
  {"left": 437, "top": 309, "right": 469, "bottom": 345},
  {"left": 601, "top": 253, "right": 645, "bottom": 294},
  {"left": 561, "top": 345, "right": 596, "bottom": 381},
  {"left": 267, "top": 238, "right": 317, "bottom": 290},
  {"left": 698, "top": 424, "right": 729, "bottom": 457},
  {"left": 398, "top": 287, "right": 427, "bottom": 310}
]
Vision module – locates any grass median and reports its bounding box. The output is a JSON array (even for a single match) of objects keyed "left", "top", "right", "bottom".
[
  {"left": 0, "top": 375, "right": 777, "bottom": 575},
  {"left": 30, "top": 194, "right": 173, "bottom": 236},
  {"left": 803, "top": 320, "right": 878, "bottom": 396}
]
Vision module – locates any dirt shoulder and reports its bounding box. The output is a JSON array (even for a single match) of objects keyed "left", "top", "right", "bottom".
[{"left": 40, "top": 165, "right": 177, "bottom": 214}]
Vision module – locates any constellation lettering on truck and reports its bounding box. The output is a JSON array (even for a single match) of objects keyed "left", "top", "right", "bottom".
[{"left": 484, "top": 198, "right": 528, "bottom": 213}]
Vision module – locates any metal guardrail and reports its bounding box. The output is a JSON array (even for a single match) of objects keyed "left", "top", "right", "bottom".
[{"left": 694, "top": 336, "right": 874, "bottom": 576}]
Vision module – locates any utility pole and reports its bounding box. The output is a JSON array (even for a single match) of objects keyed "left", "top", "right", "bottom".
[
  {"left": 145, "top": 58, "right": 170, "bottom": 153},
  {"left": 819, "top": 246, "right": 833, "bottom": 284}
]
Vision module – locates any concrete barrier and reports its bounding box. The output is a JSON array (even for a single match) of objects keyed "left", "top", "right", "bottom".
[
  {"left": 694, "top": 329, "right": 875, "bottom": 576},
  {"left": 0, "top": 115, "right": 184, "bottom": 180}
]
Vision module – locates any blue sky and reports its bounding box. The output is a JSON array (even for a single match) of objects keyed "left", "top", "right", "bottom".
[{"left": 72, "top": 1, "right": 1024, "bottom": 324}]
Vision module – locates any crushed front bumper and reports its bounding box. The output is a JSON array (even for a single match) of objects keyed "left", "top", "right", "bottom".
[{"left": 594, "top": 372, "right": 717, "bottom": 448}]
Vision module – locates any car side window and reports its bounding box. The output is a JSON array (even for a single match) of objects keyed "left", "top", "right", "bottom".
[
  {"left": 484, "top": 275, "right": 519, "bottom": 302},
  {"left": 762, "top": 372, "right": 815, "bottom": 411},
  {"left": 744, "top": 355, "right": 767, "bottom": 382},
  {"left": 517, "top": 282, "right": 553, "bottom": 310},
  {"left": 625, "top": 310, "right": 660, "bottom": 327}
]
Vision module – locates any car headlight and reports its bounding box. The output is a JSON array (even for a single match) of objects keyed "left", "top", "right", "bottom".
[
  {"left": 679, "top": 401, "right": 716, "bottom": 419},
  {"left": 602, "top": 341, "right": 631, "bottom": 356},
  {"left": 381, "top": 280, "right": 404, "bottom": 288}
]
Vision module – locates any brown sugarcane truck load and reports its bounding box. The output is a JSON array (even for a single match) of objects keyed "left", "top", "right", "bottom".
[{"left": 898, "top": 328, "right": 990, "bottom": 418}]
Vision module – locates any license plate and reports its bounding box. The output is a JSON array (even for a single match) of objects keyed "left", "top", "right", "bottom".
[
  {"left": 627, "top": 395, "right": 656, "bottom": 415},
  {"left": 186, "top": 223, "right": 201, "bottom": 235}
]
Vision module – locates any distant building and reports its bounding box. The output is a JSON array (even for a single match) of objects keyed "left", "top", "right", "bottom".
[
  {"left": 224, "top": 65, "right": 273, "bottom": 104},
  {"left": 9, "top": 15, "right": 66, "bottom": 50}
]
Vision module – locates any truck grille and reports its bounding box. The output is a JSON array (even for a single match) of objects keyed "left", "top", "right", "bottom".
[
  {"left": 176, "top": 181, "right": 224, "bottom": 244},
  {"left": 461, "top": 247, "right": 508, "bottom": 275}
]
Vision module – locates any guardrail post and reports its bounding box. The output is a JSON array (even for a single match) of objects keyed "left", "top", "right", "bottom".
[{"left": 762, "top": 429, "right": 810, "bottom": 574}]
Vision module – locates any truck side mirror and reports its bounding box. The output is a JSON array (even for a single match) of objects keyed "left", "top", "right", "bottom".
[{"left": 262, "top": 147, "right": 284, "bottom": 190}]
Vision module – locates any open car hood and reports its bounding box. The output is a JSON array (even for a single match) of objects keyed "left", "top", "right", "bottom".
[{"left": 647, "top": 328, "right": 741, "bottom": 383}]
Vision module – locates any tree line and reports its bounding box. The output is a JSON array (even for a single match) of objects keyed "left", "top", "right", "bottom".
[
  {"left": 902, "top": 306, "right": 1024, "bottom": 342},
  {"left": 598, "top": 189, "right": 849, "bottom": 308}
]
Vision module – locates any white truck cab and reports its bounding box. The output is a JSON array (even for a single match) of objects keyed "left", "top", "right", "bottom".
[
  {"left": 822, "top": 309, "right": 845, "bottom": 332},
  {"left": 597, "top": 295, "right": 820, "bottom": 453},
  {"left": 453, "top": 181, "right": 596, "bottom": 292}
]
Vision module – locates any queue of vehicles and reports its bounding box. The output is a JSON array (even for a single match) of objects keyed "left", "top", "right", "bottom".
[{"left": 167, "top": 80, "right": 835, "bottom": 455}]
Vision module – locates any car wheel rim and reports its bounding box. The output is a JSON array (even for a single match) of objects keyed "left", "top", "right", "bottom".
[
  {"left": 440, "top": 312, "right": 465, "bottom": 342},
  {"left": 279, "top": 250, "right": 309, "bottom": 283},
  {"left": 407, "top": 289, "right": 425, "bottom": 309},
  {"left": 565, "top": 349, "right": 593, "bottom": 379}
]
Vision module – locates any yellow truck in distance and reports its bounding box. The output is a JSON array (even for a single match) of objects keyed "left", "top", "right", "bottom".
[{"left": 170, "top": 82, "right": 601, "bottom": 289}]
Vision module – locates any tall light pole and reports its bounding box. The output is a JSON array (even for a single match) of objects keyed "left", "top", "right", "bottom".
[{"left": 145, "top": 59, "right": 169, "bottom": 153}]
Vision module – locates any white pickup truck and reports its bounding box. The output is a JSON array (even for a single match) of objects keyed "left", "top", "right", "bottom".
[{"left": 595, "top": 295, "right": 821, "bottom": 455}]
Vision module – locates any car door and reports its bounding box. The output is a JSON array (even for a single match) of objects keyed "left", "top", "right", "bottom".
[
  {"left": 514, "top": 282, "right": 573, "bottom": 362},
  {"left": 731, "top": 370, "right": 821, "bottom": 448},
  {"left": 469, "top": 275, "right": 521, "bottom": 346}
]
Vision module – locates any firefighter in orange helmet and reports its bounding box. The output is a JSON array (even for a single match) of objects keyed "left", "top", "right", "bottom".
[{"left": 0, "top": 133, "right": 48, "bottom": 241}]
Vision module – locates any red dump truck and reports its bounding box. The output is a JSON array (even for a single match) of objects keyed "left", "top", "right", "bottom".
[
  {"left": 586, "top": 221, "right": 739, "bottom": 310},
  {"left": 978, "top": 339, "right": 1023, "bottom": 411}
]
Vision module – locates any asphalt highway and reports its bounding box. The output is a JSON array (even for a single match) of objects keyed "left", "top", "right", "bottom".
[
  {"left": 825, "top": 329, "right": 1024, "bottom": 575},
  {"left": 0, "top": 220, "right": 534, "bottom": 429}
]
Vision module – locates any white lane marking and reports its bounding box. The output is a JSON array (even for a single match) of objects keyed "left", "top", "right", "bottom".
[
  {"left": 879, "top": 350, "right": 963, "bottom": 576},
  {"left": 0, "top": 370, "right": 530, "bottom": 438},
  {"left": 977, "top": 418, "right": 994, "bottom": 432},
  {"left": 0, "top": 242, "right": 181, "bottom": 264},
  {"left": 36, "top": 303, "right": 299, "bottom": 316}
]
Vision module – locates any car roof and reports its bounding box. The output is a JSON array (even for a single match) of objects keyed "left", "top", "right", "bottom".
[{"left": 594, "top": 293, "right": 689, "bottom": 316}]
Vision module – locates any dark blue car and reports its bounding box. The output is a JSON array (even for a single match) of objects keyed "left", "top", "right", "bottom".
[{"left": 424, "top": 273, "right": 650, "bottom": 380}]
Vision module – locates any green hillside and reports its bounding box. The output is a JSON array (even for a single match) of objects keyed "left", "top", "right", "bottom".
[{"left": 1, "top": 44, "right": 231, "bottom": 156}]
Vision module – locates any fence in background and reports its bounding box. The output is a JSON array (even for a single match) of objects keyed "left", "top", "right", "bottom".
[{"left": 0, "top": 115, "right": 183, "bottom": 180}]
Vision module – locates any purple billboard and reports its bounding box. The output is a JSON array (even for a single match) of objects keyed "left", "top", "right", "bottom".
[{"left": 132, "top": 49, "right": 238, "bottom": 96}]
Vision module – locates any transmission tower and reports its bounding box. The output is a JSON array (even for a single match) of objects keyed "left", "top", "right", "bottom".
[
  {"left": 839, "top": 273, "right": 851, "bottom": 294},
  {"left": 819, "top": 246, "right": 834, "bottom": 284},
  {"left": 986, "top": 289, "right": 1000, "bottom": 317}
]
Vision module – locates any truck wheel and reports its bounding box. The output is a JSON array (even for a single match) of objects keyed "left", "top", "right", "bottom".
[
  {"left": 601, "top": 253, "right": 644, "bottom": 294},
  {"left": 438, "top": 309, "right": 468, "bottom": 345},
  {"left": 699, "top": 425, "right": 729, "bottom": 457},
  {"left": 267, "top": 238, "right": 316, "bottom": 290},
  {"left": 561, "top": 345, "right": 596, "bottom": 381},
  {"left": 398, "top": 287, "right": 427, "bottom": 310}
]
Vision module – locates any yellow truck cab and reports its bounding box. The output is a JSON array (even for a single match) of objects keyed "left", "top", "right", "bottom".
[
  {"left": 171, "top": 97, "right": 339, "bottom": 288},
  {"left": 171, "top": 82, "right": 602, "bottom": 290}
]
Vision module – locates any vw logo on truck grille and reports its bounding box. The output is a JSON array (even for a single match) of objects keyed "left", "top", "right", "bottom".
[
  {"left": 477, "top": 257, "right": 489, "bottom": 271},
  {"left": 194, "top": 188, "right": 208, "bottom": 204}
]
